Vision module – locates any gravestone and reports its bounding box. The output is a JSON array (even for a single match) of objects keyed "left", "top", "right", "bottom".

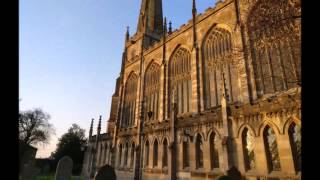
[
  {"left": 226, "top": 166, "right": 242, "bottom": 180},
  {"left": 55, "top": 156, "right": 73, "bottom": 180},
  {"left": 21, "top": 163, "right": 40, "bottom": 180},
  {"left": 94, "top": 164, "right": 116, "bottom": 180}
]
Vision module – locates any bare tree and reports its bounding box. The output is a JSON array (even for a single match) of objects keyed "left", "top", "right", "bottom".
[{"left": 19, "top": 108, "right": 55, "bottom": 146}]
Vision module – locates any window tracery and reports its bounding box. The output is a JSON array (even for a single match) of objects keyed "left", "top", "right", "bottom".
[
  {"left": 242, "top": 128, "right": 255, "bottom": 171},
  {"left": 122, "top": 73, "right": 138, "bottom": 128},
  {"left": 263, "top": 126, "right": 281, "bottom": 172},
  {"left": 144, "top": 62, "right": 160, "bottom": 121},
  {"left": 170, "top": 48, "right": 192, "bottom": 114},
  {"left": 203, "top": 27, "right": 240, "bottom": 108},
  {"left": 247, "top": 0, "right": 301, "bottom": 97},
  {"left": 288, "top": 123, "right": 301, "bottom": 172}
]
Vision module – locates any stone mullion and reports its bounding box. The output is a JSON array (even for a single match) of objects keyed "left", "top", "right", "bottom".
[
  {"left": 254, "top": 136, "right": 268, "bottom": 174},
  {"left": 178, "top": 140, "right": 183, "bottom": 171},
  {"left": 203, "top": 139, "right": 211, "bottom": 171},
  {"left": 277, "top": 134, "right": 296, "bottom": 175}
]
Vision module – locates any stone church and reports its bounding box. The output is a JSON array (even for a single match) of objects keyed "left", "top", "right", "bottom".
[{"left": 82, "top": 0, "right": 301, "bottom": 179}]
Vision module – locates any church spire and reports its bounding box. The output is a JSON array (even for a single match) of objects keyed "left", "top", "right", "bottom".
[
  {"left": 126, "top": 26, "right": 130, "bottom": 42},
  {"left": 136, "top": 0, "right": 163, "bottom": 35}
]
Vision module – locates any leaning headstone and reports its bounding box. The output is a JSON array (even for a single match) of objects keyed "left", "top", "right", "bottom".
[
  {"left": 227, "top": 166, "right": 242, "bottom": 180},
  {"left": 55, "top": 156, "right": 73, "bottom": 180},
  {"left": 21, "top": 163, "right": 40, "bottom": 180},
  {"left": 94, "top": 164, "right": 116, "bottom": 180}
]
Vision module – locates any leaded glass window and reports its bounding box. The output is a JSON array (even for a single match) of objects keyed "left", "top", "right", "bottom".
[
  {"left": 289, "top": 123, "right": 301, "bottom": 172},
  {"left": 242, "top": 128, "right": 255, "bottom": 171},
  {"left": 263, "top": 126, "right": 281, "bottom": 172},
  {"left": 169, "top": 48, "right": 192, "bottom": 114},
  {"left": 163, "top": 139, "right": 168, "bottom": 167},
  {"left": 144, "top": 62, "right": 160, "bottom": 122},
  {"left": 196, "top": 135, "right": 204, "bottom": 168},
  {"left": 247, "top": 0, "right": 301, "bottom": 97},
  {"left": 210, "top": 132, "right": 220, "bottom": 169},
  {"left": 122, "top": 73, "right": 138, "bottom": 127}
]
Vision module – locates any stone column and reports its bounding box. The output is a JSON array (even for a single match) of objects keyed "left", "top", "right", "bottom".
[
  {"left": 203, "top": 139, "right": 211, "bottom": 171},
  {"left": 277, "top": 134, "right": 296, "bottom": 174},
  {"left": 254, "top": 137, "right": 268, "bottom": 174},
  {"left": 127, "top": 147, "right": 132, "bottom": 168},
  {"left": 234, "top": 138, "right": 246, "bottom": 173},
  {"left": 150, "top": 142, "right": 154, "bottom": 168},
  {"left": 177, "top": 138, "right": 183, "bottom": 171},
  {"left": 191, "top": 49, "right": 199, "bottom": 113},
  {"left": 158, "top": 142, "right": 163, "bottom": 168},
  {"left": 189, "top": 141, "right": 196, "bottom": 171}
]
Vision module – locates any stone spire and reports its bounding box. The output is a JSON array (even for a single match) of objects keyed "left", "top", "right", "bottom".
[
  {"left": 89, "top": 118, "right": 94, "bottom": 139},
  {"left": 163, "top": 17, "right": 167, "bottom": 35},
  {"left": 126, "top": 26, "right": 130, "bottom": 42},
  {"left": 136, "top": 0, "right": 163, "bottom": 35},
  {"left": 97, "top": 115, "right": 102, "bottom": 135},
  {"left": 168, "top": 21, "right": 172, "bottom": 34},
  {"left": 192, "top": 0, "right": 198, "bottom": 48}
]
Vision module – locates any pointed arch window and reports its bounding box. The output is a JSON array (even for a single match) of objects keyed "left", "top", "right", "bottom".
[
  {"left": 183, "top": 137, "right": 190, "bottom": 168},
  {"left": 122, "top": 73, "right": 138, "bottom": 128},
  {"left": 131, "top": 143, "right": 135, "bottom": 167},
  {"left": 124, "top": 142, "right": 129, "bottom": 167},
  {"left": 163, "top": 139, "right": 168, "bottom": 167},
  {"left": 153, "top": 140, "right": 159, "bottom": 167},
  {"left": 169, "top": 47, "right": 192, "bottom": 114},
  {"left": 195, "top": 134, "right": 204, "bottom": 169},
  {"left": 118, "top": 144, "right": 122, "bottom": 167},
  {"left": 242, "top": 128, "right": 255, "bottom": 171},
  {"left": 247, "top": 0, "right": 301, "bottom": 97},
  {"left": 210, "top": 132, "right": 220, "bottom": 169},
  {"left": 202, "top": 27, "right": 239, "bottom": 109},
  {"left": 144, "top": 140, "right": 150, "bottom": 167},
  {"left": 288, "top": 123, "right": 301, "bottom": 172},
  {"left": 144, "top": 62, "right": 160, "bottom": 122},
  {"left": 263, "top": 126, "right": 281, "bottom": 172}
]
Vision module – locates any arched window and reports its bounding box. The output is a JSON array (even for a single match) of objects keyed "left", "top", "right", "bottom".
[
  {"left": 288, "top": 123, "right": 301, "bottom": 172},
  {"left": 105, "top": 144, "right": 109, "bottom": 165},
  {"left": 144, "top": 62, "right": 160, "bottom": 121},
  {"left": 131, "top": 143, "right": 135, "bottom": 167},
  {"left": 163, "top": 139, "right": 168, "bottom": 167},
  {"left": 183, "top": 137, "right": 190, "bottom": 168},
  {"left": 263, "top": 126, "right": 281, "bottom": 172},
  {"left": 210, "top": 132, "right": 220, "bottom": 169},
  {"left": 247, "top": 0, "right": 301, "bottom": 97},
  {"left": 118, "top": 144, "right": 122, "bottom": 167},
  {"left": 242, "top": 128, "right": 255, "bottom": 171},
  {"left": 202, "top": 27, "right": 239, "bottom": 108},
  {"left": 98, "top": 143, "right": 104, "bottom": 166},
  {"left": 122, "top": 73, "right": 138, "bottom": 128},
  {"left": 153, "top": 140, "right": 158, "bottom": 167},
  {"left": 124, "top": 142, "right": 129, "bottom": 167},
  {"left": 195, "top": 134, "right": 204, "bottom": 169},
  {"left": 144, "top": 140, "right": 150, "bottom": 167},
  {"left": 169, "top": 47, "right": 192, "bottom": 114}
]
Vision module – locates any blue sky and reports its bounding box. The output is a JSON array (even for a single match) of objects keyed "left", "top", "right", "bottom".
[{"left": 19, "top": 0, "right": 217, "bottom": 158}]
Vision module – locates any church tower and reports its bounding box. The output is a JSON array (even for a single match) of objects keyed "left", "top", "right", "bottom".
[{"left": 136, "top": 0, "right": 163, "bottom": 48}]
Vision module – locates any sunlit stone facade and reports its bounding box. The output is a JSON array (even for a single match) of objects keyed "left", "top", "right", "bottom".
[{"left": 82, "top": 0, "right": 301, "bottom": 179}]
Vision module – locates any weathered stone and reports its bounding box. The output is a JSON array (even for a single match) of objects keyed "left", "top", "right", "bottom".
[
  {"left": 21, "top": 163, "right": 40, "bottom": 180},
  {"left": 55, "top": 156, "right": 73, "bottom": 180},
  {"left": 94, "top": 164, "right": 116, "bottom": 180}
]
